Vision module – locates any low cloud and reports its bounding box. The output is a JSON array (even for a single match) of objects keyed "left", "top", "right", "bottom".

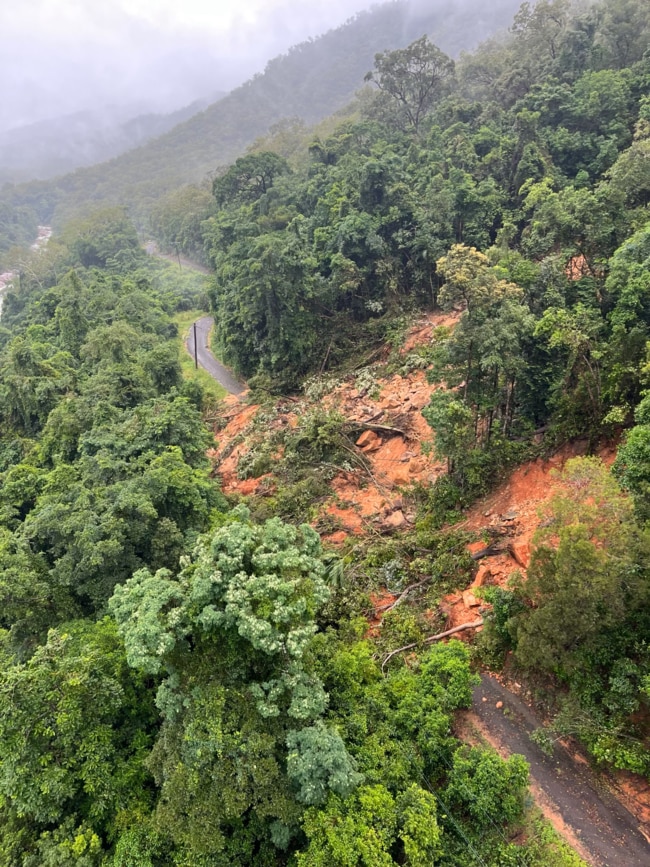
[{"left": 0, "top": 0, "right": 374, "bottom": 132}]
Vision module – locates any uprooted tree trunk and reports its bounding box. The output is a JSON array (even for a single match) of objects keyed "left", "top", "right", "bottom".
[{"left": 344, "top": 421, "right": 406, "bottom": 437}]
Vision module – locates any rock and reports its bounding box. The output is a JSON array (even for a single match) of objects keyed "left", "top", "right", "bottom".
[
  {"left": 462, "top": 590, "right": 481, "bottom": 608},
  {"left": 482, "top": 696, "right": 488, "bottom": 703},
  {"left": 472, "top": 565, "right": 492, "bottom": 588},
  {"left": 510, "top": 540, "right": 531, "bottom": 569},
  {"left": 384, "top": 510, "right": 407, "bottom": 530},
  {"left": 392, "top": 469, "right": 411, "bottom": 485},
  {"left": 409, "top": 458, "right": 426, "bottom": 475},
  {"left": 503, "top": 509, "right": 518, "bottom": 521},
  {"left": 324, "top": 531, "right": 348, "bottom": 545},
  {"left": 496, "top": 701, "right": 504, "bottom": 709},
  {"left": 356, "top": 430, "right": 381, "bottom": 451}
]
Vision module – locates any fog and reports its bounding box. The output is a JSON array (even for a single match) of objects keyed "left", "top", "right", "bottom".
[{"left": 0, "top": 0, "right": 378, "bottom": 134}]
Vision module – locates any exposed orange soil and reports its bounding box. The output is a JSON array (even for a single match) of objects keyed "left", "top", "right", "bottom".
[
  {"left": 367, "top": 590, "right": 399, "bottom": 636},
  {"left": 438, "top": 440, "right": 620, "bottom": 630},
  {"left": 612, "top": 773, "right": 650, "bottom": 839},
  {"left": 566, "top": 253, "right": 594, "bottom": 280},
  {"left": 212, "top": 311, "right": 453, "bottom": 534},
  {"left": 400, "top": 310, "right": 459, "bottom": 352}
]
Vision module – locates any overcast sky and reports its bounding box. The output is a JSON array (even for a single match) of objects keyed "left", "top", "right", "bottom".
[{"left": 0, "top": 0, "right": 377, "bottom": 132}]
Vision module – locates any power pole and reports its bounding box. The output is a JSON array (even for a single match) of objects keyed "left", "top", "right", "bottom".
[{"left": 193, "top": 321, "right": 198, "bottom": 369}]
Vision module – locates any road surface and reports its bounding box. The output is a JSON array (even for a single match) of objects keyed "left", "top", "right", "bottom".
[
  {"left": 471, "top": 674, "right": 650, "bottom": 866},
  {"left": 186, "top": 316, "right": 245, "bottom": 395}
]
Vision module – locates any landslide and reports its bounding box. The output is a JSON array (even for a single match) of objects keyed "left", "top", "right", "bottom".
[
  {"left": 210, "top": 311, "right": 456, "bottom": 537},
  {"left": 208, "top": 309, "right": 650, "bottom": 850}
]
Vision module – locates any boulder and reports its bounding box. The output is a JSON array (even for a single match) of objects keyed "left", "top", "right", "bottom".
[
  {"left": 472, "top": 565, "right": 492, "bottom": 588},
  {"left": 391, "top": 468, "right": 411, "bottom": 485},
  {"left": 510, "top": 540, "right": 531, "bottom": 569},
  {"left": 409, "top": 457, "right": 426, "bottom": 475},
  {"left": 462, "top": 590, "right": 481, "bottom": 608},
  {"left": 384, "top": 510, "right": 407, "bottom": 530},
  {"left": 356, "top": 430, "right": 381, "bottom": 451}
]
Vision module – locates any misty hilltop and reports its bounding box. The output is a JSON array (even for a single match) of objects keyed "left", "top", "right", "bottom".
[{"left": 0, "top": 97, "right": 225, "bottom": 185}]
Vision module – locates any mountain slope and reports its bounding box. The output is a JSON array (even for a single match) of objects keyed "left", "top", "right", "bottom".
[
  {"left": 0, "top": 96, "right": 225, "bottom": 185},
  {"left": 4, "top": 0, "right": 520, "bottom": 230}
]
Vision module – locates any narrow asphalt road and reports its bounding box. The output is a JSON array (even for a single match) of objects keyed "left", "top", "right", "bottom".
[
  {"left": 186, "top": 316, "right": 246, "bottom": 395},
  {"left": 471, "top": 674, "right": 650, "bottom": 866}
]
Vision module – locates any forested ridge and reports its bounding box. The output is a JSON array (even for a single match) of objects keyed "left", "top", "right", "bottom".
[
  {"left": 0, "top": 0, "right": 521, "bottom": 253},
  {"left": 0, "top": 0, "right": 650, "bottom": 863},
  {"left": 0, "top": 95, "right": 224, "bottom": 187}
]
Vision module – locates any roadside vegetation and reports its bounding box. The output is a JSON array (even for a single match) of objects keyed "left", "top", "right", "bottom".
[{"left": 172, "top": 308, "right": 228, "bottom": 402}]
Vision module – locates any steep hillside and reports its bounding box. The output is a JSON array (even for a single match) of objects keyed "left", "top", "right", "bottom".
[{"left": 1, "top": 1, "right": 649, "bottom": 862}]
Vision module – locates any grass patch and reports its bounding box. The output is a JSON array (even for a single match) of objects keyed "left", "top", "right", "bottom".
[{"left": 173, "top": 309, "right": 228, "bottom": 401}]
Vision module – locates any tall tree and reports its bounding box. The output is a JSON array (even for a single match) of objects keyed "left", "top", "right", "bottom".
[{"left": 365, "top": 37, "right": 455, "bottom": 133}]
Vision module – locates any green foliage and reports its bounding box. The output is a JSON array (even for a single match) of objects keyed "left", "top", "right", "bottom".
[
  {"left": 365, "top": 36, "right": 455, "bottom": 133},
  {"left": 0, "top": 619, "right": 156, "bottom": 859},
  {"left": 110, "top": 506, "right": 359, "bottom": 855},
  {"left": 4, "top": 3, "right": 650, "bottom": 861},
  {"left": 297, "top": 783, "right": 440, "bottom": 866},
  {"left": 422, "top": 245, "right": 535, "bottom": 499},
  {"left": 615, "top": 408, "right": 650, "bottom": 520},
  {"left": 286, "top": 722, "right": 362, "bottom": 805},
  {"left": 514, "top": 457, "right": 648, "bottom": 673},
  {"left": 510, "top": 457, "right": 650, "bottom": 773},
  {"left": 213, "top": 152, "right": 290, "bottom": 206},
  {"left": 0, "top": 225, "right": 225, "bottom": 648},
  {"left": 149, "top": 185, "right": 216, "bottom": 262},
  {"left": 477, "top": 585, "right": 526, "bottom": 666},
  {"left": 61, "top": 208, "right": 145, "bottom": 273}
]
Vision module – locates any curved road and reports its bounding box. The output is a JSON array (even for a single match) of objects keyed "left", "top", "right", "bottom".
[
  {"left": 186, "top": 316, "right": 245, "bottom": 395},
  {"left": 471, "top": 674, "right": 650, "bottom": 866}
]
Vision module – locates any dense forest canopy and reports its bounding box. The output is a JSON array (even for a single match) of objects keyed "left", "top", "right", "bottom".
[
  {"left": 0, "top": 0, "right": 649, "bottom": 864},
  {"left": 153, "top": 0, "right": 650, "bottom": 787}
]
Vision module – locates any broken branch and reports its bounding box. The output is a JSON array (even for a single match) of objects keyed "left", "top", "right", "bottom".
[{"left": 381, "top": 619, "right": 484, "bottom": 671}]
